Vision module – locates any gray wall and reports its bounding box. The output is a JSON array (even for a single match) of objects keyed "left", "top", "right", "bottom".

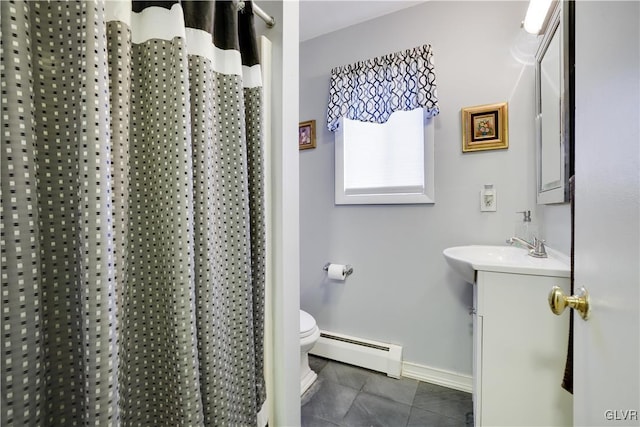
[
  {"left": 299, "top": 1, "right": 570, "bottom": 375},
  {"left": 539, "top": 204, "right": 571, "bottom": 255}
]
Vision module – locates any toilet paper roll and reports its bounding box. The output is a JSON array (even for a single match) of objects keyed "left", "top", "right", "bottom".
[{"left": 327, "top": 264, "right": 347, "bottom": 281}]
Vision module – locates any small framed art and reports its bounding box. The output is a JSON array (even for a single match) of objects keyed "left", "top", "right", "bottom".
[
  {"left": 461, "top": 102, "right": 509, "bottom": 152},
  {"left": 299, "top": 120, "right": 316, "bottom": 150}
]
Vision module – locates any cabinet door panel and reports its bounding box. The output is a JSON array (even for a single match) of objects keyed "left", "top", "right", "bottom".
[{"left": 478, "top": 272, "right": 572, "bottom": 426}]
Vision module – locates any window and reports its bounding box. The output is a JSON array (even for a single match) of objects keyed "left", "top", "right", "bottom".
[{"left": 335, "top": 108, "right": 435, "bottom": 205}]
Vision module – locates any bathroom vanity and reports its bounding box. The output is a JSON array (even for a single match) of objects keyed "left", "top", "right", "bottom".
[{"left": 443, "top": 246, "right": 573, "bottom": 426}]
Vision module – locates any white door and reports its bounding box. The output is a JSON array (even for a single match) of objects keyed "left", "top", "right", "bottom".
[{"left": 573, "top": 2, "right": 639, "bottom": 426}]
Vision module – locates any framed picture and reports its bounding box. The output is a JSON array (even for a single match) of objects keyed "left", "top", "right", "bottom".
[
  {"left": 299, "top": 120, "right": 316, "bottom": 150},
  {"left": 461, "top": 102, "right": 509, "bottom": 152}
]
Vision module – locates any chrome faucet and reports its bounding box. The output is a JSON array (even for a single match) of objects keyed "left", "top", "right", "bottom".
[{"left": 506, "top": 236, "right": 548, "bottom": 258}]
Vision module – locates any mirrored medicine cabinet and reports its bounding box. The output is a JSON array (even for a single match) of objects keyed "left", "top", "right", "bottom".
[{"left": 535, "top": 0, "right": 574, "bottom": 204}]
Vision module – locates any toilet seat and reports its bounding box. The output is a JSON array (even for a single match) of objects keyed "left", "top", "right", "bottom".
[{"left": 300, "top": 310, "right": 317, "bottom": 338}]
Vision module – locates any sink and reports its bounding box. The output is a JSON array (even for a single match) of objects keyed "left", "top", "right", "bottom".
[{"left": 443, "top": 245, "right": 570, "bottom": 284}]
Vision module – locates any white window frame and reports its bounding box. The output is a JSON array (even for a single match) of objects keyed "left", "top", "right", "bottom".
[{"left": 335, "top": 113, "right": 435, "bottom": 205}]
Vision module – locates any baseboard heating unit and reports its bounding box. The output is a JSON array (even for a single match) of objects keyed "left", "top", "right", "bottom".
[{"left": 309, "top": 330, "right": 402, "bottom": 378}]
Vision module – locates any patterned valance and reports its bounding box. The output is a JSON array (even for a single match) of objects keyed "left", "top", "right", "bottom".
[{"left": 327, "top": 44, "right": 439, "bottom": 131}]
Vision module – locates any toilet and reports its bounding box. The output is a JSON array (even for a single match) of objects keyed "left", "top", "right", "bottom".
[{"left": 299, "top": 309, "right": 320, "bottom": 395}]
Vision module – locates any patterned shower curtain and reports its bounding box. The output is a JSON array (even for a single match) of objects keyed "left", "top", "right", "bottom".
[{"left": 1, "top": 1, "right": 266, "bottom": 425}]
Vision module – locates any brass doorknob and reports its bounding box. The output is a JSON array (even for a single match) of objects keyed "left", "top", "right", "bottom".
[{"left": 548, "top": 286, "right": 590, "bottom": 320}]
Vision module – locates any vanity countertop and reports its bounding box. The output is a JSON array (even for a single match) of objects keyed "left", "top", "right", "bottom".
[{"left": 443, "top": 245, "right": 570, "bottom": 284}]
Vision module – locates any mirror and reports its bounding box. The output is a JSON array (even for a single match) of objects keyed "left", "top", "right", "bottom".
[{"left": 535, "top": 0, "right": 574, "bottom": 204}]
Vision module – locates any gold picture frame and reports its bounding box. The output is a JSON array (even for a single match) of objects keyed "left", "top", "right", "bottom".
[
  {"left": 461, "top": 102, "right": 509, "bottom": 152},
  {"left": 299, "top": 120, "right": 316, "bottom": 150}
]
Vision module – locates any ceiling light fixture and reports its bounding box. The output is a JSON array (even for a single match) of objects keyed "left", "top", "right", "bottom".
[{"left": 523, "top": 0, "right": 555, "bottom": 34}]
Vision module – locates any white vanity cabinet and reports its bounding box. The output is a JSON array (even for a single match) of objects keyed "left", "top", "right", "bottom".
[{"left": 472, "top": 271, "right": 573, "bottom": 427}]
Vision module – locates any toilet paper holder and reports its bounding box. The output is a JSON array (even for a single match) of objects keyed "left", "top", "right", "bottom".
[{"left": 323, "top": 262, "right": 354, "bottom": 277}]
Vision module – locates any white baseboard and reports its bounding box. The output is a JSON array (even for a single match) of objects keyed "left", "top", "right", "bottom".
[
  {"left": 402, "top": 361, "right": 472, "bottom": 393},
  {"left": 310, "top": 330, "right": 402, "bottom": 379}
]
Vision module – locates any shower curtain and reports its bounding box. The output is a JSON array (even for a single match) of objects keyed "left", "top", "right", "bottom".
[{"left": 1, "top": 1, "right": 266, "bottom": 425}]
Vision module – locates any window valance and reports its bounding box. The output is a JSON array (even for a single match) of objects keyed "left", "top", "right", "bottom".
[{"left": 327, "top": 44, "right": 439, "bottom": 132}]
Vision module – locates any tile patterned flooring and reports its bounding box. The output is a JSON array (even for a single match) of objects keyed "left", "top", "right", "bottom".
[{"left": 301, "top": 356, "right": 473, "bottom": 427}]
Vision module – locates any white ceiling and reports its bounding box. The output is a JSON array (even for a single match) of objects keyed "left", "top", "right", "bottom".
[{"left": 299, "top": 1, "right": 425, "bottom": 42}]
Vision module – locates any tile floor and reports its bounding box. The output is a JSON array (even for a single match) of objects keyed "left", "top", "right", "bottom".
[{"left": 301, "top": 356, "right": 473, "bottom": 427}]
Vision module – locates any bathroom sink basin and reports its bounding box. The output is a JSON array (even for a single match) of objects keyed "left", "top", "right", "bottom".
[{"left": 443, "top": 245, "right": 570, "bottom": 284}]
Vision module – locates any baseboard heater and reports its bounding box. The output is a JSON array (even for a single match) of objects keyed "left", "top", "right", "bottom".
[{"left": 309, "top": 330, "right": 402, "bottom": 379}]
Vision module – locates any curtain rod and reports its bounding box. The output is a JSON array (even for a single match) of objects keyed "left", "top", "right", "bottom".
[{"left": 234, "top": 1, "right": 276, "bottom": 28}]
